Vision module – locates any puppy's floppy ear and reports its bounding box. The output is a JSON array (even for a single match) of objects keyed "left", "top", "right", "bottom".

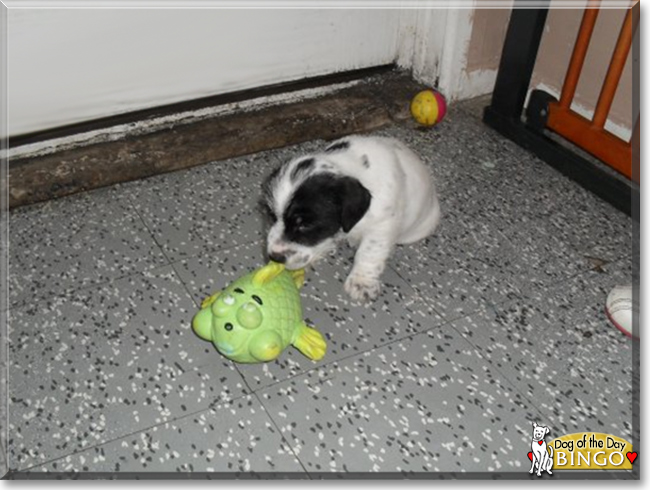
[
  {"left": 337, "top": 177, "right": 371, "bottom": 233},
  {"left": 545, "top": 427, "right": 550, "bottom": 435},
  {"left": 533, "top": 422, "right": 538, "bottom": 428}
]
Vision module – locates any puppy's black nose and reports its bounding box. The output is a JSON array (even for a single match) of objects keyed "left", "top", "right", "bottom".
[{"left": 268, "top": 252, "right": 286, "bottom": 263}]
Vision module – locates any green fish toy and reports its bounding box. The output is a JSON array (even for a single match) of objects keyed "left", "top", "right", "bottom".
[{"left": 192, "top": 261, "right": 327, "bottom": 363}]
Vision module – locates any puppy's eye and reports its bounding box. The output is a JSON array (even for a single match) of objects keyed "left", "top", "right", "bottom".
[
  {"left": 293, "top": 216, "right": 313, "bottom": 233},
  {"left": 297, "top": 223, "right": 311, "bottom": 233}
]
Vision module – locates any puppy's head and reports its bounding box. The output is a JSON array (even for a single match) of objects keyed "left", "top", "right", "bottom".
[{"left": 261, "top": 158, "right": 371, "bottom": 270}]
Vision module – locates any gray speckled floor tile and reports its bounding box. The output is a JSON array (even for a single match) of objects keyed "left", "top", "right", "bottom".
[
  {"left": 175, "top": 242, "right": 444, "bottom": 390},
  {"left": 379, "top": 118, "right": 630, "bottom": 295},
  {"left": 123, "top": 154, "right": 275, "bottom": 263},
  {"left": 172, "top": 240, "right": 266, "bottom": 308},
  {"left": 390, "top": 216, "right": 521, "bottom": 321},
  {"left": 29, "top": 395, "right": 305, "bottom": 475},
  {"left": 259, "top": 324, "right": 544, "bottom": 474},
  {"left": 450, "top": 265, "right": 634, "bottom": 442},
  {"left": 7, "top": 265, "right": 247, "bottom": 470},
  {"left": 7, "top": 367, "right": 230, "bottom": 471},
  {"left": 1, "top": 445, "right": 6, "bottom": 478},
  {"left": 1, "top": 364, "right": 6, "bottom": 473},
  {"left": 8, "top": 186, "right": 167, "bottom": 309},
  {"left": 7, "top": 99, "right": 636, "bottom": 476}
]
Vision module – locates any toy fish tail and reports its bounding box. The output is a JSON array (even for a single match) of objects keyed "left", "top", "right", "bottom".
[{"left": 293, "top": 323, "right": 326, "bottom": 361}]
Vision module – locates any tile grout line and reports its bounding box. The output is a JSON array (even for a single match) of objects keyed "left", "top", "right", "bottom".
[
  {"left": 250, "top": 391, "right": 313, "bottom": 480},
  {"left": 123, "top": 189, "right": 176, "bottom": 273},
  {"left": 214, "top": 345, "right": 298, "bottom": 471},
  {"left": 438, "top": 279, "right": 635, "bottom": 439},
  {"left": 231, "top": 259, "right": 565, "bottom": 397},
  {"left": 386, "top": 258, "right": 570, "bottom": 427},
  {"left": 4, "top": 238, "right": 264, "bottom": 316},
  {"left": 242, "top": 301, "right": 502, "bottom": 396},
  {"left": 385, "top": 261, "right": 448, "bottom": 320},
  {"left": 98, "top": 193, "right": 309, "bottom": 477},
  {"left": 441, "top": 313, "right": 554, "bottom": 427},
  {"left": 243, "top": 312, "right": 550, "bottom": 475},
  {"left": 9, "top": 297, "right": 453, "bottom": 472},
  {"left": 7, "top": 111, "right": 636, "bottom": 475},
  {"left": 13, "top": 390, "right": 254, "bottom": 473},
  {"left": 236, "top": 311, "right": 454, "bottom": 395},
  {"left": 6, "top": 173, "right": 273, "bottom": 313}
]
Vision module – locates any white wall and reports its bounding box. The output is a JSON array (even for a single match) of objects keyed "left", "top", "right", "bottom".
[
  {"left": 8, "top": 7, "right": 490, "bottom": 138},
  {"left": 8, "top": 9, "right": 401, "bottom": 136}
]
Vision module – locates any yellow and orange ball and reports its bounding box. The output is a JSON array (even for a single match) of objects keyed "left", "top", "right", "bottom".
[{"left": 410, "top": 89, "right": 447, "bottom": 127}]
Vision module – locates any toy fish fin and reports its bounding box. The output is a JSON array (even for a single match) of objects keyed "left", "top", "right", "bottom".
[
  {"left": 200, "top": 290, "right": 221, "bottom": 309},
  {"left": 252, "top": 261, "right": 286, "bottom": 286},
  {"left": 293, "top": 323, "right": 326, "bottom": 361},
  {"left": 201, "top": 291, "right": 221, "bottom": 309},
  {"left": 290, "top": 269, "right": 305, "bottom": 289}
]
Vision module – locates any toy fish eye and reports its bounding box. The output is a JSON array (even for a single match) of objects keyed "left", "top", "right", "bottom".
[
  {"left": 224, "top": 323, "right": 234, "bottom": 331},
  {"left": 234, "top": 288, "right": 245, "bottom": 294},
  {"left": 251, "top": 295, "right": 263, "bottom": 305}
]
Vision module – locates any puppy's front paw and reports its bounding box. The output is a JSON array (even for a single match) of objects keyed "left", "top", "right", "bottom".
[{"left": 344, "top": 274, "right": 381, "bottom": 302}]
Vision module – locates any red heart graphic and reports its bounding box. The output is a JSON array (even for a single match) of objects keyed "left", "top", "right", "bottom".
[
  {"left": 527, "top": 452, "right": 533, "bottom": 461},
  {"left": 626, "top": 452, "right": 637, "bottom": 464},
  {"left": 538, "top": 441, "right": 543, "bottom": 445}
]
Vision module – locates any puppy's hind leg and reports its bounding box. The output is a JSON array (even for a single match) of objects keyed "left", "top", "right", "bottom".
[{"left": 345, "top": 234, "right": 393, "bottom": 302}]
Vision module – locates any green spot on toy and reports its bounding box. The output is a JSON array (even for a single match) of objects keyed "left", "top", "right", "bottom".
[{"left": 192, "top": 261, "right": 327, "bottom": 363}]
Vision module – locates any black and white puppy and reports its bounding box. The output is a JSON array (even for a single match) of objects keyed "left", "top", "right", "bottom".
[{"left": 261, "top": 135, "right": 440, "bottom": 301}]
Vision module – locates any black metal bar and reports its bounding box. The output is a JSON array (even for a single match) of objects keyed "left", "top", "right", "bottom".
[
  {"left": 488, "top": 2, "right": 550, "bottom": 120},
  {"left": 484, "top": 3, "right": 634, "bottom": 217},
  {"left": 484, "top": 107, "right": 635, "bottom": 216}
]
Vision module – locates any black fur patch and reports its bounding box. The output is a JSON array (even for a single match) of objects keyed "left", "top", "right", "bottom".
[
  {"left": 324, "top": 140, "right": 350, "bottom": 153},
  {"left": 290, "top": 158, "right": 315, "bottom": 182},
  {"left": 338, "top": 177, "right": 372, "bottom": 233},
  {"left": 282, "top": 173, "right": 371, "bottom": 245}
]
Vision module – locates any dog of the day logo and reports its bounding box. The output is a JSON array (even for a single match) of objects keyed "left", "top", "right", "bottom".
[{"left": 527, "top": 422, "right": 636, "bottom": 476}]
